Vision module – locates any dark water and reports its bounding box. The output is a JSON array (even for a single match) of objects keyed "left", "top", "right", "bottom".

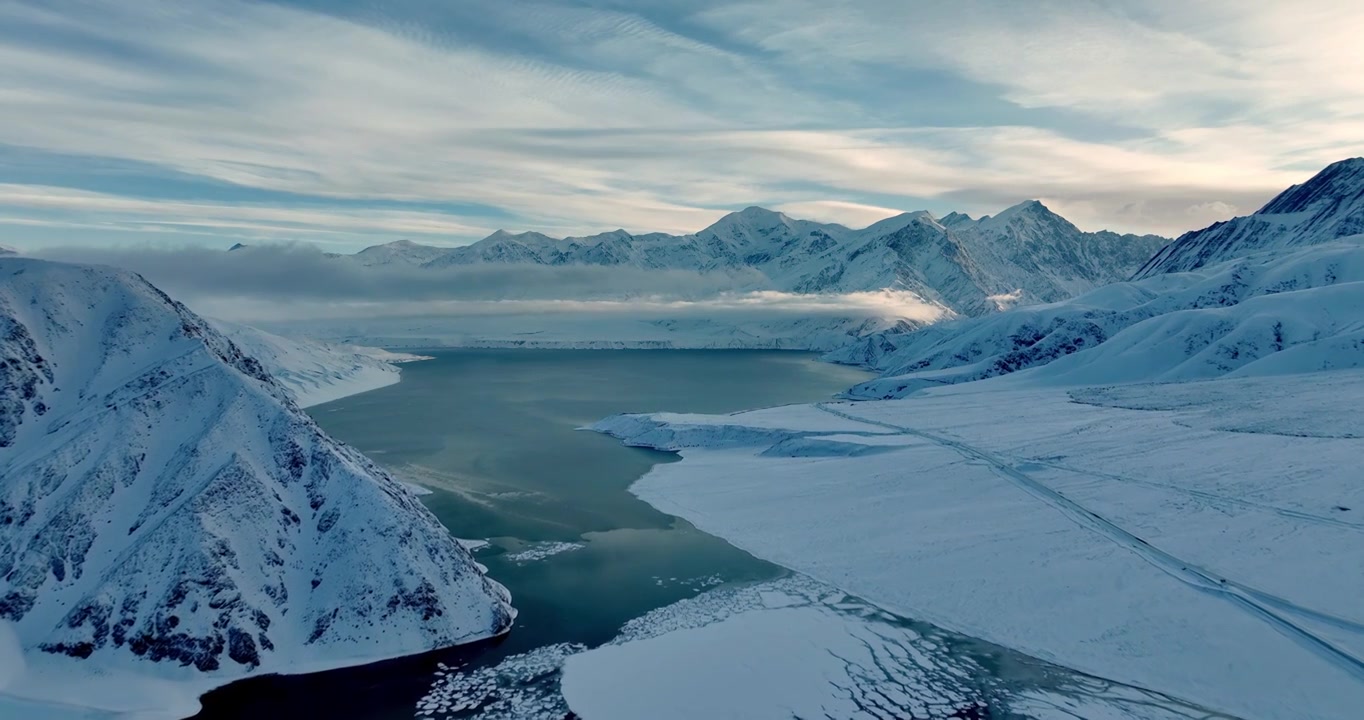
[{"left": 195, "top": 349, "right": 871, "bottom": 718}]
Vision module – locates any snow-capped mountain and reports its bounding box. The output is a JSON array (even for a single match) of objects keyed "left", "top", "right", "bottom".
[
  {"left": 0, "top": 246, "right": 17, "bottom": 256},
  {"left": 830, "top": 159, "right": 1364, "bottom": 399},
  {"left": 356, "top": 203, "right": 1166, "bottom": 318},
  {"left": 0, "top": 258, "right": 513, "bottom": 708},
  {"left": 1134, "top": 157, "right": 1364, "bottom": 278},
  {"left": 351, "top": 238, "right": 454, "bottom": 267}
]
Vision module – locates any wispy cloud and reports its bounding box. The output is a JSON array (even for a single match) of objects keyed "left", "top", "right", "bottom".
[{"left": 1, "top": 0, "right": 1361, "bottom": 250}]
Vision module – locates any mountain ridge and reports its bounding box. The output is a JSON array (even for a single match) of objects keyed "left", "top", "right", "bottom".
[
  {"left": 0, "top": 258, "right": 513, "bottom": 708},
  {"left": 827, "top": 158, "right": 1364, "bottom": 398},
  {"left": 349, "top": 201, "right": 1167, "bottom": 319}
]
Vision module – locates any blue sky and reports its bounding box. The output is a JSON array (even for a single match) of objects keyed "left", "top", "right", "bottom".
[{"left": 1, "top": 0, "right": 1362, "bottom": 252}]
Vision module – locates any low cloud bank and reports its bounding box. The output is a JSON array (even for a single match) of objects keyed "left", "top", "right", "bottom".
[
  {"left": 36, "top": 244, "right": 766, "bottom": 304},
  {"left": 35, "top": 244, "right": 945, "bottom": 326}
]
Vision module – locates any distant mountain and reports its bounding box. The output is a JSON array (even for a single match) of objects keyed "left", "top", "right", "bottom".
[
  {"left": 1135, "top": 158, "right": 1364, "bottom": 278},
  {"left": 830, "top": 159, "right": 1364, "bottom": 398},
  {"left": 0, "top": 258, "right": 512, "bottom": 697},
  {"left": 353, "top": 202, "right": 1166, "bottom": 318},
  {"left": 352, "top": 238, "right": 453, "bottom": 267},
  {"left": 0, "top": 245, "right": 17, "bottom": 256}
]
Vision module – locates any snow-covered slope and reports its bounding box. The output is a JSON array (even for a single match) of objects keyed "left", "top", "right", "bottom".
[
  {"left": 831, "top": 160, "right": 1364, "bottom": 398},
  {"left": 213, "top": 321, "right": 430, "bottom": 408},
  {"left": 836, "top": 236, "right": 1364, "bottom": 398},
  {"left": 356, "top": 204, "right": 1165, "bottom": 319},
  {"left": 0, "top": 258, "right": 513, "bottom": 714},
  {"left": 0, "top": 246, "right": 17, "bottom": 256},
  {"left": 588, "top": 372, "right": 1364, "bottom": 720},
  {"left": 1135, "top": 157, "right": 1364, "bottom": 278}
]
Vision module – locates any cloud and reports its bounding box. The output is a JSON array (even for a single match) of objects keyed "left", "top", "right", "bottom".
[
  {"left": 32, "top": 242, "right": 947, "bottom": 330},
  {"left": 0, "top": 0, "right": 1361, "bottom": 248},
  {"left": 771, "top": 200, "right": 903, "bottom": 228},
  {"left": 0, "top": 184, "right": 496, "bottom": 242},
  {"left": 34, "top": 243, "right": 773, "bottom": 305}
]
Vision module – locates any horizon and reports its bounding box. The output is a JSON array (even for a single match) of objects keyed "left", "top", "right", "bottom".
[{"left": 2, "top": 1, "right": 1362, "bottom": 253}]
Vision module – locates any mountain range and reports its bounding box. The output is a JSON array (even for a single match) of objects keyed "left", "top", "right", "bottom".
[
  {"left": 347, "top": 201, "right": 1167, "bottom": 319},
  {"left": 830, "top": 158, "right": 1364, "bottom": 398}
]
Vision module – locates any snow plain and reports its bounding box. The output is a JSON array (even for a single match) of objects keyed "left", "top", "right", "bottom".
[
  {"left": 589, "top": 370, "right": 1364, "bottom": 720},
  {"left": 562, "top": 575, "right": 1217, "bottom": 720}
]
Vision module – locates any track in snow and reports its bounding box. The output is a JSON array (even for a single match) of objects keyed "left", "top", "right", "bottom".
[{"left": 812, "top": 401, "right": 1364, "bottom": 683}]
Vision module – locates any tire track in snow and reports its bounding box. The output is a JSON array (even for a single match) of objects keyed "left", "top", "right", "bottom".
[
  {"left": 1027, "top": 459, "right": 1364, "bottom": 533},
  {"left": 813, "top": 402, "right": 1364, "bottom": 683}
]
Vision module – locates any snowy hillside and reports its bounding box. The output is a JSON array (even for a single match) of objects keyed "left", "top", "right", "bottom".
[
  {"left": 831, "top": 159, "right": 1364, "bottom": 398},
  {"left": 0, "top": 246, "right": 16, "bottom": 256},
  {"left": 1135, "top": 157, "right": 1364, "bottom": 278},
  {"left": 589, "top": 371, "right": 1364, "bottom": 720},
  {"left": 0, "top": 258, "right": 513, "bottom": 714},
  {"left": 836, "top": 236, "right": 1364, "bottom": 398},
  {"left": 214, "top": 321, "right": 431, "bottom": 407},
  {"left": 352, "top": 203, "right": 1165, "bottom": 318}
]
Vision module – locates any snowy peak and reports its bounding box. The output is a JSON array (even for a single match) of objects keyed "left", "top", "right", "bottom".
[
  {"left": 859, "top": 211, "right": 937, "bottom": 238},
  {"left": 979, "top": 200, "right": 1077, "bottom": 233},
  {"left": 0, "top": 245, "right": 16, "bottom": 256},
  {"left": 1136, "top": 157, "right": 1364, "bottom": 278},
  {"left": 353, "top": 238, "right": 451, "bottom": 267},
  {"left": 701, "top": 207, "right": 798, "bottom": 244},
  {"left": 939, "top": 212, "right": 975, "bottom": 229},
  {"left": 480, "top": 229, "right": 556, "bottom": 244}
]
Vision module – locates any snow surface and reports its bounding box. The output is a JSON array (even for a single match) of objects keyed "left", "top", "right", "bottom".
[
  {"left": 592, "top": 371, "right": 1364, "bottom": 720},
  {"left": 213, "top": 320, "right": 431, "bottom": 407},
  {"left": 0, "top": 258, "right": 513, "bottom": 716},
  {"left": 563, "top": 576, "right": 1214, "bottom": 720}
]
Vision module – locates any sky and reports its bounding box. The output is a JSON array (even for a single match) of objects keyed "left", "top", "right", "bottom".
[{"left": 1, "top": 0, "right": 1362, "bottom": 253}]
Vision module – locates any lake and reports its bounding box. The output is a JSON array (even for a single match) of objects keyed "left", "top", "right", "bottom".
[
  {"left": 195, "top": 349, "right": 871, "bottom": 717},
  {"left": 196, "top": 349, "right": 1220, "bottom": 720}
]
